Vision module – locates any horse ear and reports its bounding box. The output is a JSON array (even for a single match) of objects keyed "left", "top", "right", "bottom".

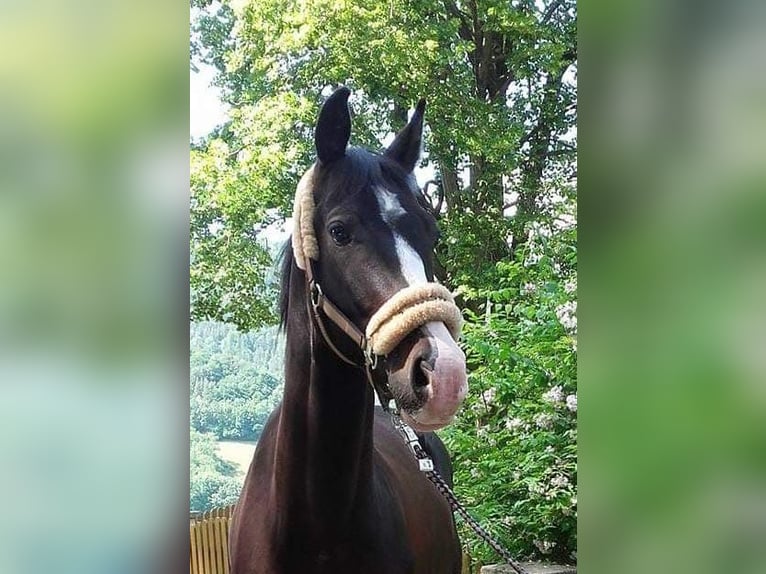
[
  {"left": 315, "top": 86, "right": 351, "bottom": 164},
  {"left": 384, "top": 99, "right": 425, "bottom": 173}
]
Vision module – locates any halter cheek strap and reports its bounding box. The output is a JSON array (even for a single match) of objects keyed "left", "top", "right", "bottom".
[
  {"left": 304, "top": 258, "right": 396, "bottom": 407},
  {"left": 305, "top": 259, "right": 366, "bottom": 366}
]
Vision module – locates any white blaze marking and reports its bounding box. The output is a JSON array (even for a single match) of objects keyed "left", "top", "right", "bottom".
[
  {"left": 374, "top": 185, "right": 453, "bottom": 344},
  {"left": 393, "top": 235, "right": 428, "bottom": 285},
  {"left": 374, "top": 186, "right": 426, "bottom": 285},
  {"left": 375, "top": 186, "right": 406, "bottom": 225}
]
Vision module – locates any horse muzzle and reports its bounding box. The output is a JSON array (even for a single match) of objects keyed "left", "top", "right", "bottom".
[{"left": 388, "top": 321, "right": 467, "bottom": 432}]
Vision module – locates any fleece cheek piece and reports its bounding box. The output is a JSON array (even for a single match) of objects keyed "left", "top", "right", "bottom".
[
  {"left": 290, "top": 165, "right": 463, "bottom": 353},
  {"left": 292, "top": 166, "right": 319, "bottom": 271}
]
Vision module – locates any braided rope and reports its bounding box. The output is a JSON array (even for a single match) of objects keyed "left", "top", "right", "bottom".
[
  {"left": 391, "top": 416, "right": 576, "bottom": 574},
  {"left": 411, "top": 443, "right": 529, "bottom": 574}
]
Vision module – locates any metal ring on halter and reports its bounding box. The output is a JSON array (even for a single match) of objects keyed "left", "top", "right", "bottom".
[
  {"left": 310, "top": 281, "right": 322, "bottom": 309},
  {"left": 364, "top": 345, "right": 379, "bottom": 370}
]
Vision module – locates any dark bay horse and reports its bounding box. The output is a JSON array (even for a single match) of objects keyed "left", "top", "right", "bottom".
[{"left": 229, "top": 87, "right": 468, "bottom": 574}]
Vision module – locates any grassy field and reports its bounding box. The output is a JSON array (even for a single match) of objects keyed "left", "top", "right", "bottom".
[{"left": 216, "top": 440, "right": 257, "bottom": 476}]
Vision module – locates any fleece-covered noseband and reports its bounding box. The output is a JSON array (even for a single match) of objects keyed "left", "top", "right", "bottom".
[{"left": 292, "top": 166, "right": 463, "bottom": 364}]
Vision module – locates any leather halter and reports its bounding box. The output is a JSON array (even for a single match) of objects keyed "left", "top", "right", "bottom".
[{"left": 303, "top": 260, "right": 394, "bottom": 407}]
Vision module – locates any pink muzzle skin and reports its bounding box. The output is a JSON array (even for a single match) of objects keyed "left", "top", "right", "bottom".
[{"left": 399, "top": 321, "right": 468, "bottom": 432}]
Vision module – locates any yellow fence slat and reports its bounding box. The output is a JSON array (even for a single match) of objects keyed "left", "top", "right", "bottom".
[
  {"left": 206, "top": 519, "right": 215, "bottom": 573},
  {"left": 218, "top": 516, "right": 230, "bottom": 574},
  {"left": 197, "top": 519, "right": 206, "bottom": 574},
  {"left": 204, "top": 519, "right": 213, "bottom": 574},
  {"left": 198, "top": 523, "right": 207, "bottom": 574},
  {"left": 202, "top": 518, "right": 212, "bottom": 574},
  {"left": 213, "top": 517, "right": 224, "bottom": 574},
  {"left": 195, "top": 523, "right": 203, "bottom": 574},
  {"left": 190, "top": 523, "right": 198, "bottom": 574},
  {"left": 210, "top": 518, "right": 219, "bottom": 574}
]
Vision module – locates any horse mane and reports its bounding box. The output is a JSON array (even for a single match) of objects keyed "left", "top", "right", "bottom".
[{"left": 278, "top": 238, "right": 294, "bottom": 331}]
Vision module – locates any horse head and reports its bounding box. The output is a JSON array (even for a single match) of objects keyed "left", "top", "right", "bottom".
[{"left": 291, "top": 86, "right": 467, "bottom": 432}]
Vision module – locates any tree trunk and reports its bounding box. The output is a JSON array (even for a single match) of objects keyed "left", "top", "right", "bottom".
[{"left": 511, "top": 60, "right": 572, "bottom": 254}]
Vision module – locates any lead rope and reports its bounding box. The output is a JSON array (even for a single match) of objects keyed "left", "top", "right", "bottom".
[{"left": 388, "top": 408, "right": 541, "bottom": 574}]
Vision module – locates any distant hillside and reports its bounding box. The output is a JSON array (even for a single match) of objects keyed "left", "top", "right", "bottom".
[
  {"left": 190, "top": 321, "right": 284, "bottom": 441},
  {"left": 190, "top": 321, "right": 285, "bottom": 511}
]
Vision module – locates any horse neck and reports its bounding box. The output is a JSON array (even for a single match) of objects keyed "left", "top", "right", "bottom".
[{"left": 274, "top": 263, "right": 376, "bottom": 534}]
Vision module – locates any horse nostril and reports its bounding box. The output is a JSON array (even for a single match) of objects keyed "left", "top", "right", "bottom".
[{"left": 413, "top": 359, "right": 434, "bottom": 388}]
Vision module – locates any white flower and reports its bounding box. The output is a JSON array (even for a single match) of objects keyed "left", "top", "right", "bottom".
[
  {"left": 550, "top": 474, "right": 570, "bottom": 489},
  {"left": 564, "top": 278, "right": 577, "bottom": 294},
  {"left": 505, "top": 417, "right": 523, "bottom": 431},
  {"left": 522, "top": 282, "right": 536, "bottom": 294},
  {"left": 542, "top": 385, "right": 564, "bottom": 405},
  {"left": 534, "top": 413, "right": 554, "bottom": 429},
  {"left": 566, "top": 394, "right": 577, "bottom": 413},
  {"left": 529, "top": 483, "right": 546, "bottom": 495},
  {"left": 481, "top": 387, "right": 497, "bottom": 405},
  {"left": 545, "top": 445, "right": 555, "bottom": 454},
  {"left": 555, "top": 301, "right": 577, "bottom": 333},
  {"left": 471, "top": 467, "right": 481, "bottom": 479},
  {"left": 525, "top": 251, "right": 542, "bottom": 266},
  {"left": 534, "top": 540, "right": 555, "bottom": 554}
]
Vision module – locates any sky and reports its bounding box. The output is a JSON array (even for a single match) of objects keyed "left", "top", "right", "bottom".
[
  {"left": 190, "top": 65, "right": 229, "bottom": 140},
  {"left": 189, "top": 64, "right": 437, "bottom": 191}
]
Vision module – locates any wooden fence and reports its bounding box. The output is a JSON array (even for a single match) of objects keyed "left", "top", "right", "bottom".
[
  {"left": 190, "top": 504, "right": 488, "bottom": 574},
  {"left": 190, "top": 504, "right": 236, "bottom": 574}
]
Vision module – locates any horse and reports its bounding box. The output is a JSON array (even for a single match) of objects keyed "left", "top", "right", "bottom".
[{"left": 229, "top": 87, "right": 468, "bottom": 574}]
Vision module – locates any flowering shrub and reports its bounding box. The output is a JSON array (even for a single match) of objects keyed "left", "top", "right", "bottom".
[{"left": 441, "top": 245, "right": 577, "bottom": 565}]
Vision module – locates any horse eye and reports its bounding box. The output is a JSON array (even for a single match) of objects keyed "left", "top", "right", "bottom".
[{"left": 328, "top": 222, "right": 351, "bottom": 246}]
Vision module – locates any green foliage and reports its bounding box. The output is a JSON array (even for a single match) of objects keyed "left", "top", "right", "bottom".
[
  {"left": 442, "top": 229, "right": 577, "bottom": 564},
  {"left": 190, "top": 322, "right": 284, "bottom": 511},
  {"left": 190, "top": 428, "right": 242, "bottom": 512},
  {"left": 190, "top": 321, "right": 283, "bottom": 440},
  {"left": 190, "top": 0, "right": 576, "bottom": 331}
]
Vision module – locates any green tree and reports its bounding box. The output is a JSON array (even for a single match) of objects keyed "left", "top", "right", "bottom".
[
  {"left": 442, "top": 232, "right": 577, "bottom": 563},
  {"left": 190, "top": 428, "right": 242, "bottom": 512},
  {"left": 190, "top": 321, "right": 283, "bottom": 440},
  {"left": 191, "top": 0, "right": 576, "bottom": 329}
]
